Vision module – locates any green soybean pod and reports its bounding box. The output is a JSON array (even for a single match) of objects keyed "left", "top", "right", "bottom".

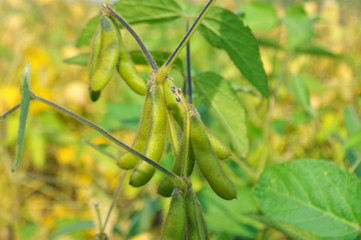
[
  {"left": 185, "top": 188, "right": 202, "bottom": 240},
  {"left": 163, "top": 78, "right": 230, "bottom": 160},
  {"left": 204, "top": 127, "right": 231, "bottom": 160},
  {"left": 117, "top": 34, "right": 147, "bottom": 95},
  {"left": 197, "top": 206, "right": 210, "bottom": 240},
  {"left": 88, "top": 28, "right": 102, "bottom": 101},
  {"left": 129, "top": 85, "right": 167, "bottom": 187},
  {"left": 190, "top": 114, "right": 237, "bottom": 200},
  {"left": 116, "top": 89, "right": 152, "bottom": 170},
  {"left": 90, "top": 15, "right": 119, "bottom": 92},
  {"left": 161, "top": 189, "right": 186, "bottom": 240},
  {"left": 157, "top": 113, "right": 190, "bottom": 197}
]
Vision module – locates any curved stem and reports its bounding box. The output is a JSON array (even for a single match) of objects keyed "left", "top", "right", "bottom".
[
  {"left": 186, "top": 20, "right": 193, "bottom": 104},
  {"left": 165, "top": 0, "right": 215, "bottom": 68},
  {"left": 34, "top": 95, "right": 179, "bottom": 181},
  {"left": 104, "top": 4, "right": 158, "bottom": 70},
  {"left": 0, "top": 103, "right": 20, "bottom": 119}
]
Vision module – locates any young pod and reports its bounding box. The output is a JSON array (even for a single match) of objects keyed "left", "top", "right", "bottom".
[
  {"left": 129, "top": 85, "right": 167, "bottom": 187},
  {"left": 116, "top": 34, "right": 147, "bottom": 95},
  {"left": 89, "top": 15, "right": 119, "bottom": 92},
  {"left": 163, "top": 78, "right": 231, "bottom": 160},
  {"left": 116, "top": 89, "right": 152, "bottom": 170},
  {"left": 185, "top": 188, "right": 203, "bottom": 240},
  {"left": 161, "top": 189, "right": 186, "bottom": 240},
  {"left": 190, "top": 114, "right": 237, "bottom": 200},
  {"left": 158, "top": 113, "right": 191, "bottom": 197},
  {"left": 88, "top": 29, "right": 102, "bottom": 101}
]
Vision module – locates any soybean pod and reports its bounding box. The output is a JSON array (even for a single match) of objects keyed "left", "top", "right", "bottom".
[
  {"left": 161, "top": 189, "right": 186, "bottom": 240},
  {"left": 116, "top": 89, "right": 152, "bottom": 170},
  {"left": 117, "top": 33, "right": 147, "bottom": 95},
  {"left": 88, "top": 28, "right": 102, "bottom": 101},
  {"left": 89, "top": 15, "right": 119, "bottom": 92},
  {"left": 190, "top": 114, "right": 237, "bottom": 200},
  {"left": 163, "top": 78, "right": 231, "bottom": 160},
  {"left": 129, "top": 84, "right": 167, "bottom": 187},
  {"left": 185, "top": 187, "right": 203, "bottom": 240},
  {"left": 158, "top": 112, "right": 191, "bottom": 197}
]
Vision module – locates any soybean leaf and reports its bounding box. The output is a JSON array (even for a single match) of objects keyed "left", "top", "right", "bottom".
[
  {"left": 49, "top": 219, "right": 94, "bottom": 240},
  {"left": 13, "top": 63, "right": 33, "bottom": 172},
  {"left": 63, "top": 53, "right": 90, "bottom": 66},
  {"left": 194, "top": 72, "right": 248, "bottom": 157},
  {"left": 242, "top": 2, "right": 279, "bottom": 31},
  {"left": 198, "top": 187, "right": 260, "bottom": 238},
  {"left": 342, "top": 130, "right": 361, "bottom": 152},
  {"left": 199, "top": 7, "right": 269, "bottom": 97},
  {"left": 248, "top": 214, "right": 323, "bottom": 240},
  {"left": 290, "top": 74, "right": 315, "bottom": 117},
  {"left": 254, "top": 159, "right": 361, "bottom": 240},
  {"left": 76, "top": 0, "right": 183, "bottom": 47},
  {"left": 282, "top": 5, "right": 314, "bottom": 50},
  {"left": 295, "top": 44, "right": 338, "bottom": 58},
  {"left": 344, "top": 106, "right": 361, "bottom": 138}
]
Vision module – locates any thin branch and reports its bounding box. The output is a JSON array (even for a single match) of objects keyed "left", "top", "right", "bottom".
[
  {"left": 103, "top": 171, "right": 127, "bottom": 230},
  {"left": 103, "top": 4, "right": 158, "bottom": 70},
  {"left": 34, "top": 95, "right": 179, "bottom": 181},
  {"left": 165, "top": 0, "right": 215, "bottom": 68},
  {"left": 0, "top": 104, "right": 20, "bottom": 119},
  {"left": 186, "top": 20, "right": 193, "bottom": 104}
]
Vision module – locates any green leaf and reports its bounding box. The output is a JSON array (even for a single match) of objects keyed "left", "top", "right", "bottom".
[
  {"left": 13, "top": 62, "right": 33, "bottom": 172},
  {"left": 282, "top": 5, "right": 314, "bottom": 50},
  {"left": 248, "top": 214, "right": 324, "bottom": 240},
  {"left": 295, "top": 44, "right": 338, "bottom": 58},
  {"left": 198, "top": 187, "right": 260, "bottom": 238},
  {"left": 49, "top": 219, "right": 94, "bottom": 240},
  {"left": 242, "top": 2, "right": 279, "bottom": 31},
  {"left": 194, "top": 72, "right": 248, "bottom": 157},
  {"left": 254, "top": 159, "right": 361, "bottom": 240},
  {"left": 342, "top": 130, "right": 361, "bottom": 151},
  {"left": 76, "top": 0, "right": 183, "bottom": 47},
  {"left": 63, "top": 53, "right": 90, "bottom": 66},
  {"left": 290, "top": 74, "right": 315, "bottom": 117},
  {"left": 344, "top": 106, "right": 361, "bottom": 138},
  {"left": 199, "top": 7, "right": 269, "bottom": 97}
]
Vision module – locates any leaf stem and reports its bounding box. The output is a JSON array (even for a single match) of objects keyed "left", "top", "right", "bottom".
[
  {"left": 186, "top": 20, "right": 193, "bottom": 104},
  {"left": 164, "top": 0, "right": 215, "bottom": 68},
  {"left": 103, "top": 4, "right": 158, "bottom": 70},
  {"left": 34, "top": 95, "right": 179, "bottom": 182},
  {"left": 0, "top": 104, "right": 20, "bottom": 119}
]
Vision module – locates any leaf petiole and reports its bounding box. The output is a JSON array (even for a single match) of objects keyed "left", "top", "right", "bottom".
[{"left": 0, "top": 103, "right": 20, "bottom": 120}]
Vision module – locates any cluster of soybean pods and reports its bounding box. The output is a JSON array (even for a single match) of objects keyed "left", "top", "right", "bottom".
[{"left": 88, "top": 5, "right": 236, "bottom": 239}]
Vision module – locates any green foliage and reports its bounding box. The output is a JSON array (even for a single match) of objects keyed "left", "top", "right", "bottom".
[
  {"left": 254, "top": 159, "right": 361, "bottom": 240},
  {"left": 199, "top": 7, "right": 269, "bottom": 97},
  {"left": 194, "top": 72, "right": 248, "bottom": 157}
]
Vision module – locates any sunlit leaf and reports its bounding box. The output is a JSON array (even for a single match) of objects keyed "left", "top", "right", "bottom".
[
  {"left": 248, "top": 214, "right": 323, "bottom": 240},
  {"left": 194, "top": 72, "right": 248, "bottom": 157},
  {"left": 242, "top": 2, "right": 279, "bottom": 31},
  {"left": 342, "top": 130, "right": 361, "bottom": 152},
  {"left": 199, "top": 7, "right": 269, "bottom": 97},
  {"left": 13, "top": 62, "right": 33, "bottom": 171},
  {"left": 76, "top": 0, "right": 182, "bottom": 47},
  {"left": 254, "top": 159, "right": 361, "bottom": 240},
  {"left": 63, "top": 53, "right": 90, "bottom": 66},
  {"left": 344, "top": 106, "right": 361, "bottom": 138}
]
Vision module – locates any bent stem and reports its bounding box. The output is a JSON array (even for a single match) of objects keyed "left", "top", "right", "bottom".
[
  {"left": 164, "top": 0, "right": 215, "bottom": 70},
  {"left": 0, "top": 104, "right": 20, "bottom": 119},
  {"left": 34, "top": 95, "right": 182, "bottom": 184},
  {"left": 103, "top": 4, "right": 158, "bottom": 70}
]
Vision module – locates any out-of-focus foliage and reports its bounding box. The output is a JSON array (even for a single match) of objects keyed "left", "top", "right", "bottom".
[{"left": 0, "top": 0, "right": 360, "bottom": 239}]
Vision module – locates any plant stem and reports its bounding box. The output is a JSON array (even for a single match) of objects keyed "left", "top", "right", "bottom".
[
  {"left": 94, "top": 204, "right": 104, "bottom": 236},
  {"left": 34, "top": 95, "right": 179, "bottom": 181},
  {"left": 164, "top": 0, "right": 215, "bottom": 68},
  {"left": 103, "top": 4, "right": 158, "bottom": 70},
  {"left": 81, "top": 139, "right": 117, "bottom": 160},
  {"left": 186, "top": 20, "right": 193, "bottom": 104},
  {"left": 103, "top": 171, "right": 127, "bottom": 230},
  {"left": 0, "top": 104, "right": 20, "bottom": 119},
  {"left": 349, "top": 156, "right": 361, "bottom": 174}
]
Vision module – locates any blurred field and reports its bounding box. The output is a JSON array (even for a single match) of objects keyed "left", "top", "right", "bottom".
[{"left": 0, "top": 0, "right": 360, "bottom": 239}]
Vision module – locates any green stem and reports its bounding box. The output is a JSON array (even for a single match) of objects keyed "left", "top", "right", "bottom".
[
  {"left": 34, "top": 95, "right": 180, "bottom": 182},
  {"left": 103, "top": 4, "right": 158, "bottom": 70},
  {"left": 164, "top": 0, "right": 215, "bottom": 69},
  {"left": 0, "top": 103, "right": 20, "bottom": 119},
  {"left": 349, "top": 156, "right": 361, "bottom": 174},
  {"left": 94, "top": 204, "right": 104, "bottom": 236}
]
